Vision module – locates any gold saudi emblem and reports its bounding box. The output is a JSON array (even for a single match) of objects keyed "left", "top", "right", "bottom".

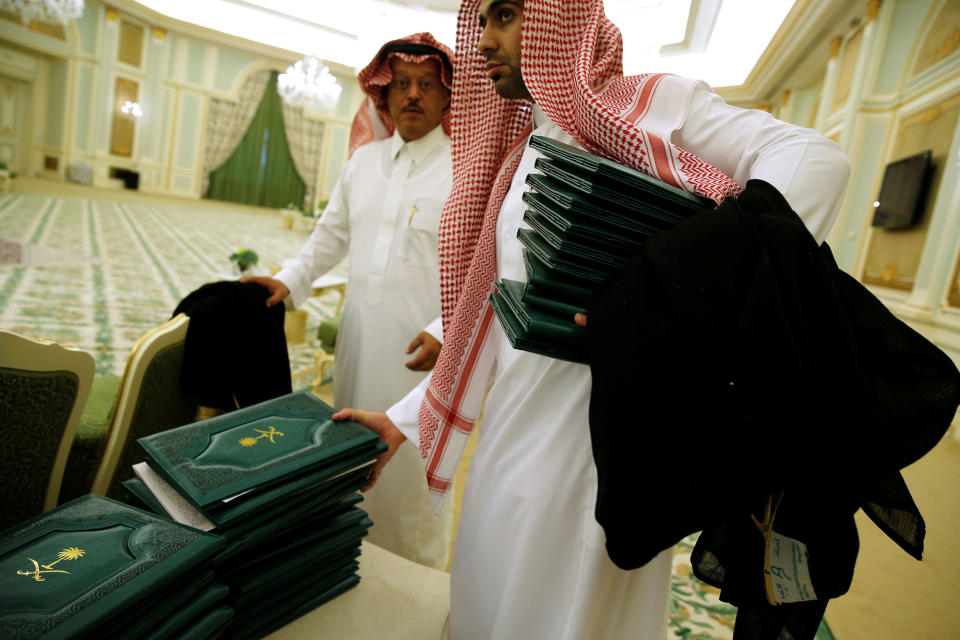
[
  {"left": 17, "top": 547, "right": 86, "bottom": 582},
  {"left": 239, "top": 425, "right": 284, "bottom": 447}
]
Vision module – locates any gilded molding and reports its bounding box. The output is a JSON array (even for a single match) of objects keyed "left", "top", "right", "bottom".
[
  {"left": 780, "top": 89, "right": 791, "bottom": 105},
  {"left": 152, "top": 27, "right": 166, "bottom": 40},
  {"left": 866, "top": 0, "right": 881, "bottom": 22},
  {"left": 755, "top": 104, "right": 772, "bottom": 112},
  {"left": 931, "top": 28, "right": 960, "bottom": 65},
  {"left": 830, "top": 36, "right": 843, "bottom": 58}
]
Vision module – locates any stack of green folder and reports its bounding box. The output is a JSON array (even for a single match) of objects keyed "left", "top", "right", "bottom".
[
  {"left": 122, "top": 390, "right": 387, "bottom": 640},
  {"left": 0, "top": 494, "right": 233, "bottom": 640},
  {"left": 490, "top": 135, "right": 710, "bottom": 363}
]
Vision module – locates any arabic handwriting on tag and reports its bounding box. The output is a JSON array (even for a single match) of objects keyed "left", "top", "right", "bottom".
[{"left": 766, "top": 532, "right": 817, "bottom": 603}]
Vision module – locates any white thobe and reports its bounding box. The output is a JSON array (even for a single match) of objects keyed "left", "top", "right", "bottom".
[
  {"left": 276, "top": 124, "right": 454, "bottom": 570},
  {"left": 388, "top": 85, "right": 850, "bottom": 639}
]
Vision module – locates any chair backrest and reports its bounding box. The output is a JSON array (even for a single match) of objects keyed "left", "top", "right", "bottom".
[
  {"left": 90, "top": 314, "right": 198, "bottom": 499},
  {"left": 0, "top": 330, "right": 95, "bottom": 530}
]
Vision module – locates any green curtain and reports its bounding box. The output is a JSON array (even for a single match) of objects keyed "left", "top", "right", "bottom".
[{"left": 205, "top": 71, "right": 306, "bottom": 209}]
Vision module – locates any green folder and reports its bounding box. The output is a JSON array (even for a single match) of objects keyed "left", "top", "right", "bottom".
[
  {"left": 519, "top": 281, "right": 588, "bottom": 318},
  {"left": 228, "top": 570, "right": 361, "bottom": 640},
  {"left": 0, "top": 494, "right": 223, "bottom": 640},
  {"left": 142, "top": 582, "right": 231, "bottom": 640},
  {"left": 119, "top": 570, "right": 217, "bottom": 638},
  {"left": 174, "top": 605, "right": 234, "bottom": 640},
  {"left": 491, "top": 289, "right": 588, "bottom": 364},
  {"left": 522, "top": 190, "right": 650, "bottom": 252},
  {"left": 523, "top": 249, "right": 594, "bottom": 305},
  {"left": 200, "top": 453, "right": 376, "bottom": 527},
  {"left": 217, "top": 511, "right": 370, "bottom": 582},
  {"left": 231, "top": 547, "right": 363, "bottom": 609},
  {"left": 518, "top": 229, "right": 610, "bottom": 284},
  {"left": 529, "top": 134, "right": 710, "bottom": 212},
  {"left": 214, "top": 496, "right": 365, "bottom": 568},
  {"left": 524, "top": 209, "right": 630, "bottom": 270},
  {"left": 216, "top": 486, "right": 363, "bottom": 558},
  {"left": 138, "top": 391, "right": 385, "bottom": 509},
  {"left": 525, "top": 173, "right": 671, "bottom": 237},
  {"left": 497, "top": 279, "right": 587, "bottom": 345}
]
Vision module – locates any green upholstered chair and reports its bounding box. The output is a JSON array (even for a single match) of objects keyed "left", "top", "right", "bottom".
[
  {"left": 87, "top": 313, "right": 199, "bottom": 500},
  {"left": 0, "top": 330, "right": 95, "bottom": 531},
  {"left": 311, "top": 315, "right": 339, "bottom": 392},
  {"left": 57, "top": 373, "right": 123, "bottom": 504}
]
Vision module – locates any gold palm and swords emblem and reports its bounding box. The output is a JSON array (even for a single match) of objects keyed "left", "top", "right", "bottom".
[
  {"left": 239, "top": 425, "right": 284, "bottom": 447},
  {"left": 17, "top": 547, "right": 86, "bottom": 582}
]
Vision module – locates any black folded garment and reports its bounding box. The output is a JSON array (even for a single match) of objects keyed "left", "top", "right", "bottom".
[{"left": 588, "top": 179, "right": 960, "bottom": 640}]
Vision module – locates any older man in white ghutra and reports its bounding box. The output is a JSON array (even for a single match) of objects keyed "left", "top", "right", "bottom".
[
  {"left": 335, "top": 2, "right": 850, "bottom": 638},
  {"left": 243, "top": 33, "right": 456, "bottom": 570}
]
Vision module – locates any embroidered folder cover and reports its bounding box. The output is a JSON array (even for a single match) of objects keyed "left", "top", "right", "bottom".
[
  {"left": 528, "top": 134, "right": 710, "bottom": 212},
  {"left": 0, "top": 494, "right": 223, "bottom": 640},
  {"left": 525, "top": 172, "right": 673, "bottom": 235},
  {"left": 138, "top": 391, "right": 382, "bottom": 508},
  {"left": 497, "top": 279, "right": 586, "bottom": 345},
  {"left": 523, "top": 209, "right": 629, "bottom": 270},
  {"left": 523, "top": 250, "right": 593, "bottom": 305},
  {"left": 491, "top": 288, "right": 588, "bottom": 364},
  {"left": 518, "top": 229, "right": 608, "bottom": 284},
  {"left": 517, "top": 281, "right": 587, "bottom": 319}
]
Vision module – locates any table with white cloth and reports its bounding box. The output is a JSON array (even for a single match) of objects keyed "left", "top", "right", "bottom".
[{"left": 265, "top": 541, "right": 450, "bottom": 640}]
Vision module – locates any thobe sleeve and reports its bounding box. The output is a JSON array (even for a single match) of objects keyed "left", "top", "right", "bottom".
[
  {"left": 275, "top": 164, "right": 353, "bottom": 308},
  {"left": 671, "top": 82, "right": 851, "bottom": 243},
  {"left": 423, "top": 315, "right": 443, "bottom": 343},
  {"left": 385, "top": 373, "right": 432, "bottom": 448}
]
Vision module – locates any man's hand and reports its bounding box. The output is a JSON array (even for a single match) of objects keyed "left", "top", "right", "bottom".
[
  {"left": 574, "top": 313, "right": 587, "bottom": 328},
  {"left": 332, "top": 408, "right": 406, "bottom": 491},
  {"left": 239, "top": 275, "right": 290, "bottom": 307},
  {"left": 405, "top": 331, "right": 442, "bottom": 371}
]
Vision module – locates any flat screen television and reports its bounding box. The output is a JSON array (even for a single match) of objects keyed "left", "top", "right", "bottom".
[{"left": 871, "top": 149, "right": 933, "bottom": 229}]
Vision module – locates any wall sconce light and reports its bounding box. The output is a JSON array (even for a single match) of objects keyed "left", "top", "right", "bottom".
[{"left": 120, "top": 101, "right": 143, "bottom": 118}]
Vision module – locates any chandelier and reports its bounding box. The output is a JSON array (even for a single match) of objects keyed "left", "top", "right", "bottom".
[
  {"left": 277, "top": 56, "right": 342, "bottom": 113},
  {"left": 0, "top": 0, "right": 84, "bottom": 24}
]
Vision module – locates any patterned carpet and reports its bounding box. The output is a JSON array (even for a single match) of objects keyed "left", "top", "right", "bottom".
[
  {"left": 0, "top": 191, "right": 342, "bottom": 381},
  {"left": 0, "top": 188, "right": 835, "bottom": 640}
]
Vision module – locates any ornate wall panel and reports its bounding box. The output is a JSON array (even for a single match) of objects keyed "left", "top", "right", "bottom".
[
  {"left": 832, "top": 28, "right": 863, "bottom": 110},
  {"left": 118, "top": 20, "right": 145, "bottom": 67},
  {"left": 911, "top": 0, "right": 960, "bottom": 77},
  {"left": 861, "top": 95, "right": 960, "bottom": 290},
  {"left": 109, "top": 77, "right": 138, "bottom": 157}
]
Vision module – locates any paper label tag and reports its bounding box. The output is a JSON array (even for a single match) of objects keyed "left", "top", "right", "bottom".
[{"left": 766, "top": 531, "right": 817, "bottom": 603}]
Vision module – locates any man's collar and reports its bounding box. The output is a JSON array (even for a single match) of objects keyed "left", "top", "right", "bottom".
[
  {"left": 532, "top": 104, "right": 550, "bottom": 130},
  {"left": 389, "top": 124, "right": 448, "bottom": 165}
]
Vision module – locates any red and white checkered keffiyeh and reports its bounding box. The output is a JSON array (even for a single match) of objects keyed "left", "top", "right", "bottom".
[
  {"left": 418, "top": 0, "right": 744, "bottom": 509},
  {"left": 348, "top": 32, "right": 454, "bottom": 157}
]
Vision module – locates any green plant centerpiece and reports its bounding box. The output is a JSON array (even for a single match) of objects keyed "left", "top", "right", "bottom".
[{"left": 229, "top": 248, "right": 259, "bottom": 273}]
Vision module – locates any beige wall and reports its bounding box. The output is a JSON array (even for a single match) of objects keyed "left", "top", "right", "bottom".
[
  {"left": 720, "top": 0, "right": 960, "bottom": 372},
  {"left": 0, "top": 0, "right": 363, "bottom": 205}
]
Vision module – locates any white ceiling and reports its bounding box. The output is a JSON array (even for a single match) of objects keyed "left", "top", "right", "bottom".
[{"left": 131, "top": 0, "right": 797, "bottom": 88}]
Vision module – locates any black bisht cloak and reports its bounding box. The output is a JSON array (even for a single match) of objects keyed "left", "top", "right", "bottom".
[
  {"left": 173, "top": 280, "right": 292, "bottom": 412},
  {"left": 587, "top": 179, "right": 960, "bottom": 640}
]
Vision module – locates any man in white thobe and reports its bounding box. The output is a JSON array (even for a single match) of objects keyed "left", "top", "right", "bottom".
[
  {"left": 335, "top": 2, "right": 852, "bottom": 638},
  {"left": 243, "top": 34, "right": 455, "bottom": 570}
]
